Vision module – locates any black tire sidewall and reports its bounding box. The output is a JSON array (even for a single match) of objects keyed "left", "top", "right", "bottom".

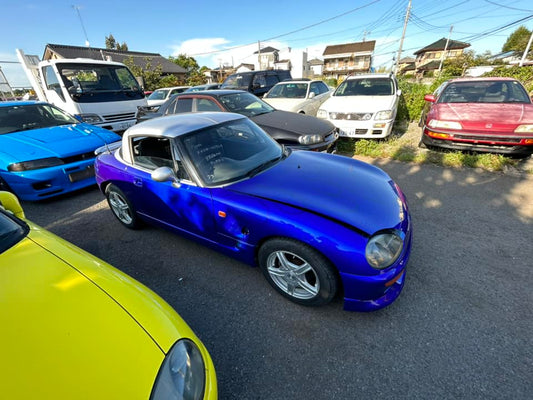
[
  {"left": 258, "top": 238, "right": 338, "bottom": 307},
  {"left": 105, "top": 184, "right": 139, "bottom": 229}
]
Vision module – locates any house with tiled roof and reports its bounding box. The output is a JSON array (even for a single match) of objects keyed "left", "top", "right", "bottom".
[
  {"left": 322, "top": 40, "right": 375, "bottom": 80},
  {"left": 43, "top": 43, "right": 187, "bottom": 81},
  {"left": 253, "top": 46, "right": 279, "bottom": 70},
  {"left": 412, "top": 38, "right": 470, "bottom": 76}
]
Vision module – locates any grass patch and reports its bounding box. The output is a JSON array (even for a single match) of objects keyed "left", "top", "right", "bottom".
[{"left": 336, "top": 124, "right": 529, "bottom": 173}]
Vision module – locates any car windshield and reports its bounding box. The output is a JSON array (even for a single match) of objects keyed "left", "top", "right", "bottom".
[
  {"left": 221, "top": 74, "right": 252, "bottom": 89},
  {"left": 335, "top": 78, "right": 394, "bottom": 96},
  {"left": 266, "top": 83, "right": 308, "bottom": 99},
  {"left": 0, "top": 104, "right": 79, "bottom": 135},
  {"left": 218, "top": 92, "right": 274, "bottom": 117},
  {"left": 148, "top": 89, "right": 170, "bottom": 100},
  {"left": 179, "top": 118, "right": 283, "bottom": 186},
  {"left": 0, "top": 209, "right": 29, "bottom": 254},
  {"left": 437, "top": 80, "right": 531, "bottom": 104}
]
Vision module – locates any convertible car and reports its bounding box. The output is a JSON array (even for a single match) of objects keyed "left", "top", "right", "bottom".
[
  {"left": 0, "top": 101, "right": 121, "bottom": 201},
  {"left": 95, "top": 112, "right": 412, "bottom": 312},
  {"left": 0, "top": 191, "right": 216, "bottom": 399}
]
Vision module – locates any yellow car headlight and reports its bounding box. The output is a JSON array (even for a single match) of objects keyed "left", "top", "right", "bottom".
[
  {"left": 428, "top": 120, "right": 462, "bottom": 130},
  {"left": 514, "top": 124, "right": 533, "bottom": 133}
]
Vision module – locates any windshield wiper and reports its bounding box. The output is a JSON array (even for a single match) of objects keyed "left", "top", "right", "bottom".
[{"left": 245, "top": 155, "right": 282, "bottom": 178}]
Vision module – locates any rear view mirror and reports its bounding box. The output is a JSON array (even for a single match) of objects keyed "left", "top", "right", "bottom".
[{"left": 0, "top": 191, "right": 25, "bottom": 219}]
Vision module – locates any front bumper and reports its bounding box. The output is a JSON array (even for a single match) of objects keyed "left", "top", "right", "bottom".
[
  {"left": 342, "top": 215, "right": 412, "bottom": 312},
  {"left": 1, "top": 159, "right": 97, "bottom": 201},
  {"left": 422, "top": 127, "right": 533, "bottom": 157},
  {"left": 330, "top": 118, "right": 395, "bottom": 139}
]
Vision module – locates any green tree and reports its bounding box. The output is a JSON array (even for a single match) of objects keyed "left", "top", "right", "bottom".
[
  {"left": 105, "top": 34, "right": 129, "bottom": 51},
  {"left": 122, "top": 56, "right": 163, "bottom": 91},
  {"left": 169, "top": 54, "right": 207, "bottom": 86},
  {"left": 502, "top": 26, "right": 532, "bottom": 53}
]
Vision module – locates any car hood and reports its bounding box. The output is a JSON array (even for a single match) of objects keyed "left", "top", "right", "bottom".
[
  {"left": 228, "top": 151, "right": 403, "bottom": 235},
  {"left": 251, "top": 110, "right": 335, "bottom": 139},
  {"left": 322, "top": 95, "right": 397, "bottom": 112},
  {"left": 1, "top": 222, "right": 197, "bottom": 398},
  {"left": 0, "top": 123, "right": 120, "bottom": 163},
  {"left": 430, "top": 103, "right": 533, "bottom": 129}
]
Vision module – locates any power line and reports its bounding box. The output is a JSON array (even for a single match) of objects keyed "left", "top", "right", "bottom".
[{"left": 188, "top": 0, "right": 381, "bottom": 57}]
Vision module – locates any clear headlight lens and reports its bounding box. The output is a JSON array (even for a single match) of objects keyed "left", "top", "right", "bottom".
[
  {"left": 365, "top": 230, "right": 404, "bottom": 270},
  {"left": 515, "top": 124, "right": 533, "bottom": 133},
  {"left": 78, "top": 113, "right": 103, "bottom": 124},
  {"left": 428, "top": 119, "right": 462, "bottom": 130},
  {"left": 298, "top": 134, "right": 322, "bottom": 145},
  {"left": 151, "top": 339, "right": 206, "bottom": 400},
  {"left": 316, "top": 109, "right": 328, "bottom": 119},
  {"left": 8, "top": 157, "right": 64, "bottom": 171},
  {"left": 375, "top": 110, "right": 393, "bottom": 120}
]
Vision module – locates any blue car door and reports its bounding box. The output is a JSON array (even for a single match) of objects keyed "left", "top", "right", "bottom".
[{"left": 126, "top": 136, "right": 217, "bottom": 242}]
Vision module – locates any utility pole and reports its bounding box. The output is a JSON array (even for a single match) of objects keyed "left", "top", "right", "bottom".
[
  {"left": 395, "top": 0, "right": 412, "bottom": 75},
  {"left": 438, "top": 25, "right": 454, "bottom": 73},
  {"left": 258, "top": 41, "right": 261, "bottom": 70},
  {"left": 519, "top": 30, "right": 533, "bottom": 67}
]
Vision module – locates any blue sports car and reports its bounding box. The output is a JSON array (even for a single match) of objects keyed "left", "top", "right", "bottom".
[
  {"left": 95, "top": 112, "right": 412, "bottom": 312},
  {"left": 0, "top": 101, "right": 120, "bottom": 201}
]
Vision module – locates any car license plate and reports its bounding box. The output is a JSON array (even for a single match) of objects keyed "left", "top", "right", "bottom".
[
  {"left": 117, "top": 121, "right": 135, "bottom": 131},
  {"left": 339, "top": 129, "right": 357, "bottom": 137},
  {"left": 68, "top": 165, "right": 95, "bottom": 182}
]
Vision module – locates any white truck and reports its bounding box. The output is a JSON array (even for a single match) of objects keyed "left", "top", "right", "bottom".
[{"left": 16, "top": 49, "right": 147, "bottom": 132}]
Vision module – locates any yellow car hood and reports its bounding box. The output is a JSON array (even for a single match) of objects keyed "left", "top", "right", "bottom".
[{"left": 0, "top": 222, "right": 203, "bottom": 399}]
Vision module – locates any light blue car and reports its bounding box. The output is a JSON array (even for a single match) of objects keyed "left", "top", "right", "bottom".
[{"left": 0, "top": 101, "right": 120, "bottom": 201}]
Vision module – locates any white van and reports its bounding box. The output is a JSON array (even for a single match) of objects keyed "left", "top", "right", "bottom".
[{"left": 17, "top": 49, "right": 147, "bottom": 132}]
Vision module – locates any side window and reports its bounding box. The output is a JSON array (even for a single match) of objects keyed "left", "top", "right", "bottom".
[
  {"left": 43, "top": 66, "right": 65, "bottom": 101},
  {"left": 310, "top": 82, "right": 321, "bottom": 96},
  {"left": 265, "top": 74, "right": 279, "bottom": 87},
  {"left": 195, "top": 98, "right": 221, "bottom": 112},
  {"left": 318, "top": 82, "right": 329, "bottom": 94},
  {"left": 253, "top": 73, "right": 267, "bottom": 88},
  {"left": 131, "top": 137, "right": 174, "bottom": 170},
  {"left": 171, "top": 98, "right": 193, "bottom": 114}
]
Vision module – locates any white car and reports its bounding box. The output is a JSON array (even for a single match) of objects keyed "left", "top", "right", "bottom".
[
  {"left": 317, "top": 74, "right": 401, "bottom": 139},
  {"left": 146, "top": 86, "right": 191, "bottom": 106},
  {"left": 263, "top": 80, "right": 332, "bottom": 116}
]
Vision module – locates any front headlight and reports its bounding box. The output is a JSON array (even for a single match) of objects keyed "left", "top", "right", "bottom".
[
  {"left": 375, "top": 110, "right": 393, "bottom": 120},
  {"left": 428, "top": 119, "right": 462, "bottom": 130},
  {"left": 298, "top": 134, "right": 322, "bottom": 145},
  {"left": 8, "top": 157, "right": 64, "bottom": 171},
  {"left": 151, "top": 339, "right": 206, "bottom": 400},
  {"left": 317, "top": 109, "right": 328, "bottom": 119},
  {"left": 365, "top": 230, "right": 404, "bottom": 270},
  {"left": 78, "top": 113, "right": 104, "bottom": 124},
  {"left": 515, "top": 124, "right": 533, "bottom": 133}
]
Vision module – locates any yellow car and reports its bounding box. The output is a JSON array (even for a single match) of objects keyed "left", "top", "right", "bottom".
[{"left": 0, "top": 191, "right": 217, "bottom": 399}]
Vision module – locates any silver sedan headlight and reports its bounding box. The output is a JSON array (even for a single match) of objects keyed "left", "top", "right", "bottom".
[
  {"left": 316, "top": 109, "right": 328, "bottom": 119},
  {"left": 151, "top": 339, "right": 206, "bottom": 400},
  {"left": 365, "top": 230, "right": 404, "bottom": 270},
  {"left": 298, "top": 134, "right": 322, "bottom": 145}
]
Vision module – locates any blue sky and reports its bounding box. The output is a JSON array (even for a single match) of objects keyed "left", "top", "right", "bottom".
[{"left": 2, "top": 0, "right": 533, "bottom": 87}]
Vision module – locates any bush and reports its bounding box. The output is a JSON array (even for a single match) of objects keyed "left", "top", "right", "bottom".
[{"left": 483, "top": 65, "right": 533, "bottom": 93}]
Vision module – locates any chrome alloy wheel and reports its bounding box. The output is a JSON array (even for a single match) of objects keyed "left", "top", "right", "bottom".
[
  {"left": 266, "top": 250, "right": 320, "bottom": 300},
  {"left": 108, "top": 190, "right": 133, "bottom": 225}
]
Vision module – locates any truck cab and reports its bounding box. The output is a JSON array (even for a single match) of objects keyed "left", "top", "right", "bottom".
[{"left": 17, "top": 49, "right": 147, "bottom": 132}]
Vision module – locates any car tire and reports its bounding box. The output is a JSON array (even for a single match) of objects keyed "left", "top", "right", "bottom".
[
  {"left": 105, "top": 184, "right": 140, "bottom": 229},
  {"left": 258, "top": 238, "right": 338, "bottom": 306}
]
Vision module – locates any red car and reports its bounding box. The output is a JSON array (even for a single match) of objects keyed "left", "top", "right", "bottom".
[{"left": 420, "top": 77, "right": 533, "bottom": 157}]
